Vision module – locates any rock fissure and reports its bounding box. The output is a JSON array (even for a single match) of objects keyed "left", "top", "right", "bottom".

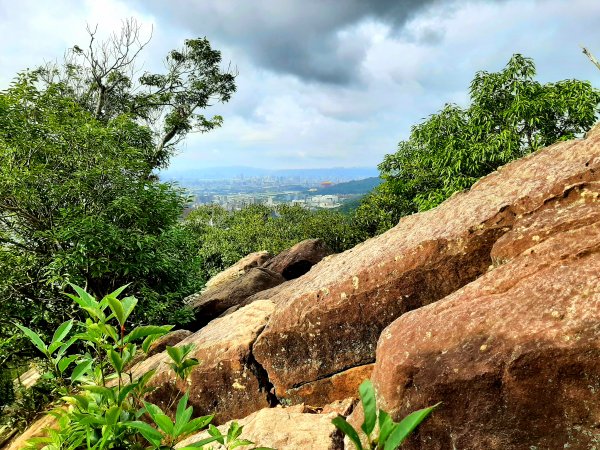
[
  {"left": 289, "top": 360, "right": 376, "bottom": 390},
  {"left": 247, "top": 327, "right": 280, "bottom": 407}
]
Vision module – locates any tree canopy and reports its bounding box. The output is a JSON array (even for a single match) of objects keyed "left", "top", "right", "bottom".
[
  {"left": 355, "top": 54, "right": 600, "bottom": 234},
  {"left": 0, "top": 25, "right": 236, "bottom": 351}
]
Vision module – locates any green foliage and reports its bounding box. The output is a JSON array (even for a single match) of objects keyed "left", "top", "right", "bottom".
[
  {"left": 333, "top": 380, "right": 439, "bottom": 450},
  {"left": 0, "top": 68, "right": 205, "bottom": 351},
  {"left": 16, "top": 284, "right": 235, "bottom": 450},
  {"left": 185, "top": 204, "right": 362, "bottom": 280},
  {"left": 356, "top": 54, "right": 600, "bottom": 234}
]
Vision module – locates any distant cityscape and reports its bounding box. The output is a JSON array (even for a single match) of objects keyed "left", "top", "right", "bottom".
[{"left": 160, "top": 167, "right": 381, "bottom": 212}]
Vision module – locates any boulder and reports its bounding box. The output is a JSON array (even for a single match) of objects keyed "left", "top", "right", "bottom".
[
  {"left": 142, "top": 300, "right": 277, "bottom": 424},
  {"left": 3, "top": 414, "right": 58, "bottom": 450},
  {"left": 188, "top": 267, "right": 284, "bottom": 328},
  {"left": 176, "top": 403, "right": 349, "bottom": 450},
  {"left": 252, "top": 134, "right": 600, "bottom": 405},
  {"left": 371, "top": 191, "right": 600, "bottom": 449},
  {"left": 202, "top": 251, "right": 271, "bottom": 293},
  {"left": 262, "top": 239, "right": 332, "bottom": 280},
  {"left": 147, "top": 329, "right": 193, "bottom": 357}
]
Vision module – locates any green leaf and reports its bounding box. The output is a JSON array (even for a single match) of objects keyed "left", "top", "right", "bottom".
[
  {"left": 166, "top": 345, "right": 183, "bottom": 364},
  {"left": 117, "top": 383, "right": 138, "bottom": 405},
  {"left": 108, "top": 284, "right": 130, "bottom": 299},
  {"left": 126, "top": 325, "right": 174, "bottom": 343},
  {"left": 179, "top": 435, "right": 221, "bottom": 448},
  {"left": 108, "top": 349, "right": 124, "bottom": 374},
  {"left": 15, "top": 323, "right": 47, "bottom": 355},
  {"left": 383, "top": 403, "right": 440, "bottom": 450},
  {"left": 359, "top": 379, "right": 377, "bottom": 437},
  {"left": 106, "top": 295, "right": 125, "bottom": 327},
  {"left": 332, "top": 416, "right": 363, "bottom": 450},
  {"left": 378, "top": 410, "right": 394, "bottom": 444},
  {"left": 227, "top": 421, "right": 242, "bottom": 441},
  {"left": 153, "top": 413, "right": 174, "bottom": 435},
  {"left": 105, "top": 405, "right": 121, "bottom": 425},
  {"left": 121, "top": 295, "right": 138, "bottom": 323},
  {"left": 57, "top": 355, "right": 78, "bottom": 373},
  {"left": 52, "top": 319, "right": 74, "bottom": 344},
  {"left": 181, "top": 415, "right": 215, "bottom": 436},
  {"left": 70, "top": 359, "right": 93, "bottom": 382},
  {"left": 126, "top": 421, "right": 163, "bottom": 446}
]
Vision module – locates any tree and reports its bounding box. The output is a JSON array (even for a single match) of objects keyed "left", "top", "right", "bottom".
[
  {"left": 36, "top": 18, "right": 236, "bottom": 171},
  {"left": 356, "top": 54, "right": 600, "bottom": 233},
  {"left": 0, "top": 24, "right": 236, "bottom": 347}
]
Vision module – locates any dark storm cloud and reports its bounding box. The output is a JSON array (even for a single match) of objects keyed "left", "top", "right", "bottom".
[{"left": 132, "top": 0, "right": 456, "bottom": 84}]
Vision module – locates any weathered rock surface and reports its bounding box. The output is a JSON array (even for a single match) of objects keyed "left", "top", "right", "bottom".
[
  {"left": 202, "top": 250, "right": 271, "bottom": 293},
  {"left": 262, "top": 238, "right": 332, "bottom": 280},
  {"left": 372, "top": 191, "right": 600, "bottom": 449},
  {"left": 188, "top": 267, "right": 284, "bottom": 328},
  {"left": 147, "top": 329, "right": 193, "bottom": 357},
  {"left": 143, "top": 300, "right": 276, "bottom": 424},
  {"left": 176, "top": 403, "right": 347, "bottom": 450},
  {"left": 3, "top": 414, "right": 58, "bottom": 450},
  {"left": 253, "top": 134, "right": 600, "bottom": 405}
]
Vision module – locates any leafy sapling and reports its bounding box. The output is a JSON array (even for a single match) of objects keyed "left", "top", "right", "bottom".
[{"left": 332, "top": 379, "right": 439, "bottom": 450}]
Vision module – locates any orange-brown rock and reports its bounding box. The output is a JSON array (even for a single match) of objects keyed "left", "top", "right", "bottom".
[
  {"left": 253, "top": 134, "right": 600, "bottom": 405},
  {"left": 202, "top": 250, "right": 271, "bottom": 293},
  {"left": 3, "top": 414, "right": 58, "bottom": 450},
  {"left": 261, "top": 238, "right": 332, "bottom": 280},
  {"left": 147, "top": 329, "right": 193, "bottom": 357},
  {"left": 176, "top": 403, "right": 347, "bottom": 450},
  {"left": 143, "top": 300, "right": 276, "bottom": 424},
  {"left": 372, "top": 199, "right": 600, "bottom": 449},
  {"left": 188, "top": 267, "right": 284, "bottom": 328}
]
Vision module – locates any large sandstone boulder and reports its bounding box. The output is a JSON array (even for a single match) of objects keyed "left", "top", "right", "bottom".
[
  {"left": 202, "top": 251, "right": 271, "bottom": 293},
  {"left": 142, "top": 300, "right": 276, "bottom": 424},
  {"left": 262, "top": 238, "right": 332, "bottom": 280},
  {"left": 371, "top": 183, "right": 600, "bottom": 449},
  {"left": 176, "top": 403, "right": 351, "bottom": 450},
  {"left": 252, "top": 134, "right": 600, "bottom": 405},
  {"left": 187, "top": 268, "right": 284, "bottom": 328}
]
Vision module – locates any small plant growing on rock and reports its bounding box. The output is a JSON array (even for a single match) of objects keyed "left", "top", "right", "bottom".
[
  {"left": 16, "top": 284, "right": 235, "bottom": 449},
  {"left": 333, "top": 379, "right": 439, "bottom": 450}
]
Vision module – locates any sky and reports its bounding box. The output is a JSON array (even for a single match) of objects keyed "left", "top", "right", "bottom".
[{"left": 1, "top": 0, "right": 599, "bottom": 171}]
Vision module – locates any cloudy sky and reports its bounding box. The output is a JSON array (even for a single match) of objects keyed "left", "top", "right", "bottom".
[{"left": 1, "top": 0, "right": 599, "bottom": 170}]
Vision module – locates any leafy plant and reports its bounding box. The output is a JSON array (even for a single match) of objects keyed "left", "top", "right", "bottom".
[{"left": 333, "top": 380, "right": 439, "bottom": 450}]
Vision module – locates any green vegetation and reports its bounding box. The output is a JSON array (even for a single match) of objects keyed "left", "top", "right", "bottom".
[
  {"left": 355, "top": 54, "right": 600, "bottom": 235},
  {"left": 0, "top": 23, "right": 236, "bottom": 361},
  {"left": 184, "top": 204, "right": 363, "bottom": 280},
  {"left": 314, "top": 177, "right": 382, "bottom": 195},
  {"left": 333, "top": 380, "right": 438, "bottom": 449},
  {"left": 16, "top": 285, "right": 269, "bottom": 450}
]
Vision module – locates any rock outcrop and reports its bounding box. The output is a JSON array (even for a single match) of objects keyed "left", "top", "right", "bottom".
[
  {"left": 202, "top": 250, "right": 271, "bottom": 292},
  {"left": 188, "top": 268, "right": 284, "bottom": 328},
  {"left": 147, "top": 329, "right": 193, "bottom": 357},
  {"left": 252, "top": 135, "right": 600, "bottom": 404},
  {"left": 143, "top": 300, "right": 277, "bottom": 424},
  {"left": 262, "top": 238, "right": 332, "bottom": 280},
  {"left": 371, "top": 180, "right": 600, "bottom": 450},
  {"left": 176, "top": 402, "right": 352, "bottom": 450}
]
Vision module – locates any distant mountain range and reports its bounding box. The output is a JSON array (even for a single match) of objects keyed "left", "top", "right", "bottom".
[{"left": 160, "top": 166, "right": 379, "bottom": 182}]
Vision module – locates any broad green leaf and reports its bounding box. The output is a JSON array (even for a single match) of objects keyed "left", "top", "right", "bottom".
[
  {"left": 359, "top": 379, "right": 377, "bottom": 437},
  {"left": 108, "top": 284, "right": 130, "bottom": 299},
  {"left": 106, "top": 296, "right": 125, "bottom": 327},
  {"left": 126, "top": 325, "right": 174, "bottom": 343},
  {"left": 383, "top": 403, "right": 440, "bottom": 450},
  {"left": 16, "top": 324, "right": 47, "bottom": 354},
  {"left": 117, "top": 383, "right": 138, "bottom": 405},
  {"left": 57, "top": 355, "right": 78, "bottom": 373},
  {"left": 332, "top": 416, "right": 363, "bottom": 450},
  {"left": 179, "top": 435, "right": 221, "bottom": 448},
  {"left": 105, "top": 405, "right": 121, "bottom": 425},
  {"left": 181, "top": 415, "right": 214, "bottom": 436},
  {"left": 108, "top": 349, "right": 124, "bottom": 374},
  {"left": 166, "top": 345, "right": 183, "bottom": 364},
  {"left": 121, "top": 295, "right": 138, "bottom": 323},
  {"left": 126, "top": 421, "right": 163, "bottom": 446},
  {"left": 227, "top": 421, "right": 241, "bottom": 441},
  {"left": 70, "top": 359, "right": 93, "bottom": 382},
  {"left": 153, "top": 413, "right": 174, "bottom": 435},
  {"left": 51, "top": 319, "right": 74, "bottom": 344},
  {"left": 378, "top": 410, "right": 394, "bottom": 444}
]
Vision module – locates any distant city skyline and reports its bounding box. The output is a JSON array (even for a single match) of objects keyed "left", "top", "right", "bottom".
[{"left": 1, "top": 0, "right": 599, "bottom": 170}]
